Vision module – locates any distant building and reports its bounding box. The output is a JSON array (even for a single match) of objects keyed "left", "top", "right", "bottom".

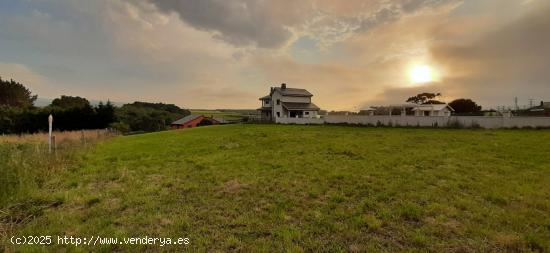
[
  {"left": 171, "top": 115, "right": 219, "bottom": 129},
  {"left": 517, "top": 101, "right": 550, "bottom": 117},
  {"left": 360, "top": 103, "right": 454, "bottom": 117},
  {"left": 360, "top": 104, "right": 417, "bottom": 116},
  {"left": 412, "top": 104, "right": 454, "bottom": 117},
  {"left": 358, "top": 107, "right": 377, "bottom": 116},
  {"left": 257, "top": 83, "right": 320, "bottom": 122}
]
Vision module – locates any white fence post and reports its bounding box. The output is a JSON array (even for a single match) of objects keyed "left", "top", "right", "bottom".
[{"left": 48, "top": 114, "right": 53, "bottom": 153}]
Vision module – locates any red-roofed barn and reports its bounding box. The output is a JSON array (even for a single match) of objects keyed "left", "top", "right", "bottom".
[{"left": 170, "top": 115, "right": 219, "bottom": 129}]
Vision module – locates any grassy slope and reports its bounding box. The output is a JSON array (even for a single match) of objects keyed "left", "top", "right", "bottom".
[
  {"left": 190, "top": 110, "right": 247, "bottom": 121},
  {"left": 4, "top": 125, "right": 550, "bottom": 252}
]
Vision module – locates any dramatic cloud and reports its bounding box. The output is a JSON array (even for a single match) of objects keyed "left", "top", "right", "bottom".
[
  {"left": 0, "top": 0, "right": 547, "bottom": 110},
  {"left": 145, "top": 0, "right": 311, "bottom": 48},
  {"left": 430, "top": 0, "right": 550, "bottom": 107},
  {"left": 145, "top": 0, "right": 462, "bottom": 49}
]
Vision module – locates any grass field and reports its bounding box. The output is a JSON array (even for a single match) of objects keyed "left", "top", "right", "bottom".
[
  {"left": 2, "top": 125, "right": 550, "bottom": 252},
  {"left": 0, "top": 130, "right": 116, "bottom": 207},
  {"left": 190, "top": 109, "right": 253, "bottom": 121}
]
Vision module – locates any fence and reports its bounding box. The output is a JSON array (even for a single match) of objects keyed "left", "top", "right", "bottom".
[{"left": 276, "top": 115, "right": 550, "bottom": 129}]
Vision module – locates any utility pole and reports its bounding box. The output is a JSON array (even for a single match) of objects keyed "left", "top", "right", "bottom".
[
  {"left": 529, "top": 99, "right": 534, "bottom": 108},
  {"left": 514, "top": 97, "right": 518, "bottom": 111}
]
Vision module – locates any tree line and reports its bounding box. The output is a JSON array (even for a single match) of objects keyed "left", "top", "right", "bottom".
[{"left": 0, "top": 77, "right": 190, "bottom": 134}]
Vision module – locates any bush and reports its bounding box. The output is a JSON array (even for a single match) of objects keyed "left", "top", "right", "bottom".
[
  {"left": 0, "top": 103, "right": 116, "bottom": 134},
  {"left": 109, "top": 122, "right": 131, "bottom": 134},
  {"left": 115, "top": 102, "right": 190, "bottom": 132}
]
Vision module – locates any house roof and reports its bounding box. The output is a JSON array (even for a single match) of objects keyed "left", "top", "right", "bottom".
[
  {"left": 271, "top": 87, "right": 313, "bottom": 97},
  {"left": 259, "top": 95, "right": 271, "bottom": 100},
  {"left": 171, "top": 115, "right": 202, "bottom": 125},
  {"left": 282, "top": 102, "right": 320, "bottom": 111},
  {"left": 256, "top": 106, "right": 272, "bottom": 111},
  {"left": 412, "top": 104, "right": 455, "bottom": 112},
  {"left": 387, "top": 103, "right": 418, "bottom": 108},
  {"left": 359, "top": 107, "right": 377, "bottom": 111}
]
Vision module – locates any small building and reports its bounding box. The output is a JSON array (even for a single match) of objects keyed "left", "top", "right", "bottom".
[
  {"left": 359, "top": 104, "right": 417, "bottom": 116},
  {"left": 358, "top": 107, "right": 377, "bottom": 116},
  {"left": 359, "top": 104, "right": 454, "bottom": 116},
  {"left": 517, "top": 101, "right": 550, "bottom": 117},
  {"left": 412, "top": 104, "right": 454, "bottom": 117},
  {"left": 257, "top": 83, "right": 320, "bottom": 122},
  {"left": 171, "top": 115, "right": 219, "bottom": 129}
]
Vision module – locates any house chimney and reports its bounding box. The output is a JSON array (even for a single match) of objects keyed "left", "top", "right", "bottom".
[{"left": 281, "top": 83, "right": 287, "bottom": 89}]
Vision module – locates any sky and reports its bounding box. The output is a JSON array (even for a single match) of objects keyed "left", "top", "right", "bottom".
[{"left": 0, "top": 0, "right": 549, "bottom": 110}]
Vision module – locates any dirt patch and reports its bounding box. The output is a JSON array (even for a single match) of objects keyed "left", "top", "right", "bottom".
[{"left": 219, "top": 180, "right": 249, "bottom": 195}]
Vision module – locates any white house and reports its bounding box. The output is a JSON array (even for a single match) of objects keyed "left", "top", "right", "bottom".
[
  {"left": 359, "top": 103, "right": 454, "bottom": 117},
  {"left": 412, "top": 104, "right": 454, "bottom": 116},
  {"left": 257, "top": 83, "right": 320, "bottom": 121}
]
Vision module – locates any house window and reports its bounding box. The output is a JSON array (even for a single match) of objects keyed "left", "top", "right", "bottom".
[
  {"left": 265, "top": 100, "right": 270, "bottom": 105},
  {"left": 276, "top": 99, "right": 280, "bottom": 105},
  {"left": 276, "top": 112, "right": 280, "bottom": 117},
  {"left": 305, "top": 112, "right": 309, "bottom": 115}
]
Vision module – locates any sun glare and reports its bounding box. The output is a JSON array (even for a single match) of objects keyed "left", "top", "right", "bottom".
[{"left": 409, "top": 65, "right": 434, "bottom": 84}]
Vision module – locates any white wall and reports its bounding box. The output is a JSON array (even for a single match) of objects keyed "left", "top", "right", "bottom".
[
  {"left": 303, "top": 110, "right": 318, "bottom": 118},
  {"left": 276, "top": 115, "right": 550, "bottom": 129},
  {"left": 414, "top": 108, "right": 451, "bottom": 117},
  {"left": 271, "top": 91, "right": 283, "bottom": 118},
  {"left": 276, "top": 117, "right": 325, "bottom": 124}
]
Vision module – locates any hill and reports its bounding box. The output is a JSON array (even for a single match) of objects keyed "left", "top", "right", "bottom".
[
  {"left": 190, "top": 109, "right": 257, "bottom": 122},
  {"left": 2, "top": 125, "right": 550, "bottom": 252}
]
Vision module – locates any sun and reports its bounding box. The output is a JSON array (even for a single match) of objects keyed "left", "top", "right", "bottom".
[{"left": 409, "top": 65, "right": 434, "bottom": 84}]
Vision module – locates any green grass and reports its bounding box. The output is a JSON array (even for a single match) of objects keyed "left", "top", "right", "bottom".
[
  {"left": 2, "top": 125, "right": 550, "bottom": 252},
  {"left": 0, "top": 143, "right": 78, "bottom": 207},
  {"left": 190, "top": 110, "right": 248, "bottom": 121}
]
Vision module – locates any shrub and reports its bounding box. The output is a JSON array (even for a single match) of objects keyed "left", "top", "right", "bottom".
[{"left": 109, "top": 122, "right": 131, "bottom": 134}]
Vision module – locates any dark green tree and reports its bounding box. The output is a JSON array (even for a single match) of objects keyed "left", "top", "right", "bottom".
[
  {"left": 95, "top": 101, "right": 116, "bottom": 128},
  {"left": 0, "top": 77, "right": 37, "bottom": 108},
  {"left": 115, "top": 101, "right": 190, "bottom": 132},
  {"left": 449, "top": 99, "right": 482, "bottom": 114},
  {"left": 51, "top": 95, "right": 91, "bottom": 109},
  {"left": 406, "top": 92, "right": 445, "bottom": 105}
]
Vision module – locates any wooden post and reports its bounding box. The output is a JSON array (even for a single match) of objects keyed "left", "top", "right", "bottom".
[{"left": 48, "top": 114, "right": 53, "bottom": 153}]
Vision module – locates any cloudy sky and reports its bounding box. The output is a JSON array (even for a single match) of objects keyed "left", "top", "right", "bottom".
[{"left": 1, "top": 0, "right": 549, "bottom": 110}]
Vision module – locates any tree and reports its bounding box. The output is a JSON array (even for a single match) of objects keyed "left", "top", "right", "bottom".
[
  {"left": 406, "top": 92, "right": 444, "bottom": 105},
  {"left": 115, "top": 101, "right": 190, "bottom": 132},
  {"left": 126, "top": 101, "right": 190, "bottom": 115},
  {"left": 0, "top": 77, "right": 37, "bottom": 108},
  {"left": 51, "top": 95, "right": 91, "bottom": 109},
  {"left": 449, "top": 99, "right": 482, "bottom": 114},
  {"left": 95, "top": 101, "right": 116, "bottom": 128}
]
